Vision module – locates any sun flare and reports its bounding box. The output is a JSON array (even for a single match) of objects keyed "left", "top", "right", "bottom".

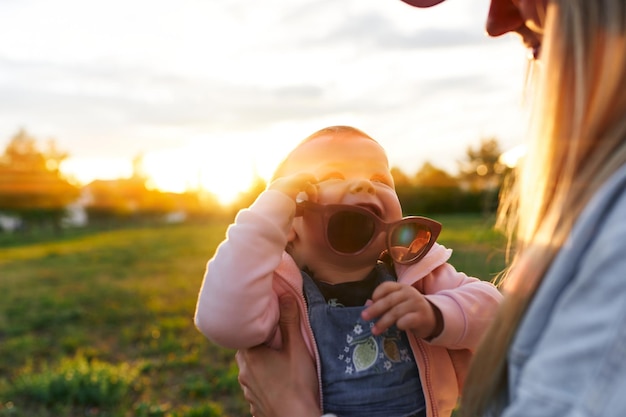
[
  {"left": 499, "top": 144, "right": 527, "bottom": 168},
  {"left": 141, "top": 147, "right": 258, "bottom": 205},
  {"left": 141, "top": 131, "right": 301, "bottom": 205},
  {"left": 60, "top": 157, "right": 134, "bottom": 185},
  {"left": 60, "top": 127, "right": 320, "bottom": 206}
]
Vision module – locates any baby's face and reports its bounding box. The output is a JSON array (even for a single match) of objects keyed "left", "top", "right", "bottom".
[
  {"left": 284, "top": 132, "right": 403, "bottom": 271},
  {"left": 283, "top": 132, "right": 402, "bottom": 221}
]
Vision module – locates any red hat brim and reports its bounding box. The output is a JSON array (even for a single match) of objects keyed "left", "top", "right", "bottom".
[{"left": 400, "top": 0, "right": 447, "bottom": 7}]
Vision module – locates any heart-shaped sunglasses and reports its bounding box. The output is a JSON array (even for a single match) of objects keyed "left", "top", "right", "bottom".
[{"left": 296, "top": 201, "right": 441, "bottom": 265}]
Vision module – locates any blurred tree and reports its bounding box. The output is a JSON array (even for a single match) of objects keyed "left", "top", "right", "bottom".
[
  {"left": 396, "top": 162, "right": 465, "bottom": 215},
  {"left": 457, "top": 137, "right": 509, "bottom": 191},
  {"left": 413, "top": 162, "right": 459, "bottom": 188},
  {"left": 84, "top": 178, "right": 179, "bottom": 225},
  {"left": 84, "top": 153, "right": 227, "bottom": 225},
  {"left": 84, "top": 154, "right": 167, "bottom": 225},
  {"left": 457, "top": 137, "right": 511, "bottom": 214},
  {"left": 0, "top": 129, "right": 80, "bottom": 231},
  {"left": 390, "top": 166, "right": 412, "bottom": 187},
  {"left": 175, "top": 189, "right": 224, "bottom": 221}
]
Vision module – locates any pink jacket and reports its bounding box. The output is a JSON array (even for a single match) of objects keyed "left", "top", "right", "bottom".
[{"left": 195, "top": 190, "right": 502, "bottom": 417}]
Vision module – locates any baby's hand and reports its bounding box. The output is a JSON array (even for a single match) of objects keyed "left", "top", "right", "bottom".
[
  {"left": 268, "top": 172, "right": 318, "bottom": 202},
  {"left": 361, "top": 281, "right": 443, "bottom": 340}
]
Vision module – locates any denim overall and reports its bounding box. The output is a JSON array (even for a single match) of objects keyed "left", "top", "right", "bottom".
[{"left": 302, "top": 265, "right": 426, "bottom": 417}]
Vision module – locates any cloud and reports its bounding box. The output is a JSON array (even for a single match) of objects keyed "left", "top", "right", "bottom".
[
  {"left": 0, "top": 0, "right": 527, "bottom": 180},
  {"left": 320, "top": 13, "right": 485, "bottom": 50}
]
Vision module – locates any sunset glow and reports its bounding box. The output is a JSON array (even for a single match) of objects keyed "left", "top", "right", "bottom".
[
  {"left": 499, "top": 144, "right": 527, "bottom": 168},
  {"left": 2, "top": 0, "right": 529, "bottom": 207},
  {"left": 142, "top": 145, "right": 263, "bottom": 205},
  {"left": 60, "top": 157, "right": 134, "bottom": 185},
  {"left": 59, "top": 148, "right": 262, "bottom": 206}
]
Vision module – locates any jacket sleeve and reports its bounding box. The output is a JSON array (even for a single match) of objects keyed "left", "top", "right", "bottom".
[
  {"left": 421, "top": 262, "right": 502, "bottom": 350},
  {"left": 499, "top": 185, "right": 626, "bottom": 417},
  {"left": 194, "top": 190, "right": 296, "bottom": 349}
]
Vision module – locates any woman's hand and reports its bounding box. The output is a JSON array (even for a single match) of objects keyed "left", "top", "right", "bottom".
[{"left": 236, "top": 294, "right": 321, "bottom": 417}]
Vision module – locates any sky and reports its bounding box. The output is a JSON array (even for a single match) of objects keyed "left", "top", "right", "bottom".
[{"left": 0, "top": 0, "right": 532, "bottom": 204}]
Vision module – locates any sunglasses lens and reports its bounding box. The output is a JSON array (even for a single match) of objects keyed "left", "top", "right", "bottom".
[
  {"left": 327, "top": 210, "right": 375, "bottom": 253},
  {"left": 388, "top": 222, "right": 432, "bottom": 263}
]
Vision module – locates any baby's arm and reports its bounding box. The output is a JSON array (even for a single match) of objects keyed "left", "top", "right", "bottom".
[
  {"left": 419, "top": 262, "right": 502, "bottom": 349},
  {"left": 194, "top": 189, "right": 296, "bottom": 349},
  {"left": 362, "top": 257, "right": 502, "bottom": 349},
  {"left": 195, "top": 173, "right": 317, "bottom": 349}
]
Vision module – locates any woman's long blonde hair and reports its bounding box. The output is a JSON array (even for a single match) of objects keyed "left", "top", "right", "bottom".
[{"left": 460, "top": 0, "right": 626, "bottom": 415}]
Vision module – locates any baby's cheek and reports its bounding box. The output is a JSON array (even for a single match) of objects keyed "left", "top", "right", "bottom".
[
  {"left": 314, "top": 184, "right": 341, "bottom": 204},
  {"left": 383, "top": 196, "right": 403, "bottom": 220}
]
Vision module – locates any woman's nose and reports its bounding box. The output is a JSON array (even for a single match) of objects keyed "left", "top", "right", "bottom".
[
  {"left": 349, "top": 179, "right": 375, "bottom": 195},
  {"left": 486, "top": 0, "right": 525, "bottom": 37}
]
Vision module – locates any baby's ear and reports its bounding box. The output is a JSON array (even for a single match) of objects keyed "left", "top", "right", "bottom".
[
  {"left": 285, "top": 228, "right": 296, "bottom": 259},
  {"left": 287, "top": 226, "right": 297, "bottom": 242}
]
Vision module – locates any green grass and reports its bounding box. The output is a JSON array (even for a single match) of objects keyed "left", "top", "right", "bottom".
[
  {"left": 0, "top": 214, "right": 506, "bottom": 416},
  {"left": 435, "top": 214, "right": 507, "bottom": 283}
]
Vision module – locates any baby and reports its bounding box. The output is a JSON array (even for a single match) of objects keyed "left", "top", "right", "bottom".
[{"left": 195, "top": 125, "right": 502, "bottom": 417}]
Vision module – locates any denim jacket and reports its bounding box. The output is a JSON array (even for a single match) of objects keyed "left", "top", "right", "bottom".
[{"left": 495, "top": 164, "right": 626, "bottom": 417}]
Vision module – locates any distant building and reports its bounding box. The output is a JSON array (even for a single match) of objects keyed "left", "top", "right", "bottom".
[{"left": 0, "top": 213, "right": 21, "bottom": 232}]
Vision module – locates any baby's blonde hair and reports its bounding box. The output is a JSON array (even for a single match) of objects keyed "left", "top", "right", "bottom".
[{"left": 271, "top": 125, "right": 381, "bottom": 182}]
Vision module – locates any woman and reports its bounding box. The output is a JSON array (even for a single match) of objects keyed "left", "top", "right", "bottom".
[{"left": 236, "top": 0, "right": 626, "bottom": 416}]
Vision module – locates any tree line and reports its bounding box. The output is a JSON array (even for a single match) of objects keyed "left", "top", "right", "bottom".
[{"left": 0, "top": 129, "right": 512, "bottom": 233}]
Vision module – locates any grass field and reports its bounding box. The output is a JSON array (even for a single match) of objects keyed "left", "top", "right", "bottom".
[{"left": 0, "top": 213, "right": 506, "bottom": 417}]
